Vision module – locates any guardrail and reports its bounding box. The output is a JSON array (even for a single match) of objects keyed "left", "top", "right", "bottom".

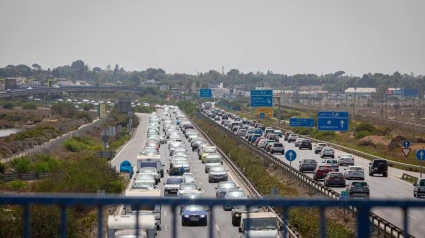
[
  {"left": 187, "top": 114, "right": 299, "bottom": 237},
  {"left": 0, "top": 172, "right": 50, "bottom": 182},
  {"left": 198, "top": 112, "right": 413, "bottom": 238},
  {"left": 0, "top": 118, "right": 105, "bottom": 163},
  {"left": 401, "top": 173, "right": 418, "bottom": 184},
  {"left": 270, "top": 124, "right": 425, "bottom": 174},
  {"left": 1, "top": 193, "right": 423, "bottom": 238}
]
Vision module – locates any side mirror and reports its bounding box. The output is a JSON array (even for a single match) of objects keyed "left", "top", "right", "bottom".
[
  {"left": 206, "top": 208, "right": 210, "bottom": 212},
  {"left": 221, "top": 162, "right": 224, "bottom": 165},
  {"left": 299, "top": 161, "right": 301, "bottom": 163}
]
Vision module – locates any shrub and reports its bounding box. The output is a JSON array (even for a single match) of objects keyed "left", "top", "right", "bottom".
[
  {"left": 355, "top": 130, "right": 372, "bottom": 139},
  {"left": 11, "top": 157, "right": 32, "bottom": 173},
  {"left": 0, "top": 163, "right": 6, "bottom": 174},
  {"left": 63, "top": 136, "right": 101, "bottom": 152},
  {"left": 50, "top": 102, "right": 77, "bottom": 118},
  {"left": 3, "top": 103, "right": 14, "bottom": 109},
  {"left": 6, "top": 180, "right": 27, "bottom": 190},
  {"left": 357, "top": 140, "right": 376, "bottom": 148},
  {"left": 82, "top": 103, "right": 93, "bottom": 111},
  {"left": 32, "top": 155, "right": 59, "bottom": 173},
  {"left": 74, "top": 111, "right": 93, "bottom": 122},
  {"left": 355, "top": 122, "right": 376, "bottom": 133},
  {"left": 22, "top": 101, "right": 37, "bottom": 110}
]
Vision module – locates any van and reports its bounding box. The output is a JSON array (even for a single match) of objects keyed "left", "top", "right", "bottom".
[
  {"left": 107, "top": 214, "right": 156, "bottom": 238},
  {"left": 125, "top": 189, "right": 161, "bottom": 230},
  {"left": 136, "top": 155, "right": 165, "bottom": 178}
]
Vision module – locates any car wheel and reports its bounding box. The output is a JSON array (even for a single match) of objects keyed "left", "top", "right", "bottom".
[
  {"left": 204, "top": 220, "right": 208, "bottom": 226},
  {"left": 369, "top": 172, "right": 374, "bottom": 176},
  {"left": 232, "top": 219, "right": 237, "bottom": 226},
  {"left": 414, "top": 191, "right": 417, "bottom": 198},
  {"left": 383, "top": 172, "right": 388, "bottom": 177},
  {"left": 165, "top": 191, "right": 168, "bottom": 195},
  {"left": 332, "top": 155, "right": 335, "bottom": 158},
  {"left": 324, "top": 183, "right": 328, "bottom": 187},
  {"left": 208, "top": 179, "right": 212, "bottom": 183}
]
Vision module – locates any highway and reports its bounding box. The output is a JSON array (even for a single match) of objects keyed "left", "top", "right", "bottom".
[
  {"left": 111, "top": 111, "right": 254, "bottom": 238},
  {"left": 210, "top": 114, "right": 425, "bottom": 237}
]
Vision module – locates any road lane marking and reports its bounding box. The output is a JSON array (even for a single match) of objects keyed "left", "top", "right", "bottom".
[
  {"left": 398, "top": 192, "right": 408, "bottom": 197},
  {"left": 227, "top": 171, "right": 240, "bottom": 187},
  {"left": 215, "top": 224, "right": 220, "bottom": 231},
  {"left": 381, "top": 185, "right": 387, "bottom": 188},
  {"left": 164, "top": 225, "right": 168, "bottom": 231},
  {"left": 199, "top": 182, "right": 202, "bottom": 186},
  {"left": 164, "top": 211, "right": 167, "bottom": 217},
  {"left": 408, "top": 214, "right": 417, "bottom": 220}
]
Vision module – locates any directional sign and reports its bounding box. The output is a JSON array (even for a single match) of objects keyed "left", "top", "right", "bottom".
[
  {"left": 250, "top": 90, "right": 273, "bottom": 107},
  {"left": 402, "top": 148, "right": 411, "bottom": 157},
  {"left": 317, "top": 118, "right": 349, "bottom": 131},
  {"left": 416, "top": 149, "right": 425, "bottom": 161},
  {"left": 285, "top": 150, "right": 297, "bottom": 162},
  {"left": 260, "top": 113, "right": 265, "bottom": 118},
  {"left": 341, "top": 191, "right": 349, "bottom": 200},
  {"left": 317, "top": 111, "right": 349, "bottom": 118},
  {"left": 402, "top": 140, "right": 411, "bottom": 148},
  {"left": 200, "top": 88, "right": 212, "bottom": 98},
  {"left": 256, "top": 107, "right": 273, "bottom": 118},
  {"left": 289, "top": 118, "right": 315, "bottom": 127}
]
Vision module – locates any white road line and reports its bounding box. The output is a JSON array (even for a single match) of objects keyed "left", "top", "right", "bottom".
[
  {"left": 215, "top": 224, "right": 220, "bottom": 231},
  {"left": 381, "top": 185, "right": 387, "bottom": 188},
  {"left": 164, "top": 225, "right": 168, "bottom": 231},
  {"left": 202, "top": 189, "right": 205, "bottom": 193},
  {"left": 398, "top": 192, "right": 408, "bottom": 197},
  {"left": 199, "top": 181, "right": 202, "bottom": 186},
  {"left": 227, "top": 170, "right": 240, "bottom": 187},
  {"left": 164, "top": 211, "right": 167, "bottom": 217},
  {"left": 408, "top": 214, "right": 417, "bottom": 220}
]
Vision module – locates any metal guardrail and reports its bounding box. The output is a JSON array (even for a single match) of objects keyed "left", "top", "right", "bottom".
[
  {"left": 1, "top": 193, "right": 423, "bottom": 238},
  {"left": 0, "top": 172, "right": 50, "bottom": 182},
  {"left": 270, "top": 124, "right": 425, "bottom": 174},
  {"left": 199, "top": 112, "right": 413, "bottom": 238},
  {"left": 401, "top": 173, "right": 418, "bottom": 183},
  {"left": 187, "top": 114, "right": 299, "bottom": 237}
]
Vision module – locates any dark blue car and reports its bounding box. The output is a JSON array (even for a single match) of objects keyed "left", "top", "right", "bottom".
[{"left": 181, "top": 205, "right": 208, "bottom": 226}]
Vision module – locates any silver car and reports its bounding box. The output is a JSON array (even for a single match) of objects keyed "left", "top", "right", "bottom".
[
  {"left": 183, "top": 172, "right": 196, "bottom": 183},
  {"left": 299, "top": 158, "right": 317, "bottom": 172},
  {"left": 270, "top": 143, "right": 285, "bottom": 154},
  {"left": 132, "top": 181, "right": 155, "bottom": 190},
  {"left": 215, "top": 181, "right": 239, "bottom": 198},
  {"left": 163, "top": 176, "right": 184, "bottom": 195},
  {"left": 208, "top": 165, "right": 228, "bottom": 183},
  {"left": 223, "top": 189, "right": 249, "bottom": 210},
  {"left": 177, "top": 183, "right": 200, "bottom": 198},
  {"left": 138, "top": 167, "right": 159, "bottom": 184}
]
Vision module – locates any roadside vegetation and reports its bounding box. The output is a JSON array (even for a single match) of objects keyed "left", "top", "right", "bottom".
[
  {"left": 0, "top": 106, "right": 138, "bottom": 238},
  {"left": 192, "top": 112, "right": 354, "bottom": 238}
]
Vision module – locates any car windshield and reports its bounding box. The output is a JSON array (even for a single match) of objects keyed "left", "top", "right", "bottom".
[
  {"left": 244, "top": 217, "right": 277, "bottom": 230},
  {"left": 303, "top": 159, "right": 316, "bottom": 164},
  {"left": 210, "top": 166, "right": 226, "bottom": 172},
  {"left": 218, "top": 182, "right": 237, "bottom": 189},
  {"left": 352, "top": 182, "right": 368, "bottom": 187},
  {"left": 133, "top": 182, "right": 154, "bottom": 188},
  {"left": 227, "top": 191, "right": 246, "bottom": 197},
  {"left": 326, "top": 160, "right": 338, "bottom": 164},
  {"left": 180, "top": 184, "right": 197, "bottom": 190},
  {"left": 174, "top": 160, "right": 188, "bottom": 165},
  {"left": 171, "top": 142, "right": 183, "bottom": 147},
  {"left": 166, "top": 178, "right": 184, "bottom": 184},
  {"left": 182, "top": 193, "right": 203, "bottom": 199},
  {"left": 136, "top": 174, "right": 153, "bottom": 179},
  {"left": 318, "top": 166, "right": 332, "bottom": 170},
  {"left": 183, "top": 173, "right": 193, "bottom": 178},
  {"left": 204, "top": 148, "right": 217, "bottom": 153},
  {"left": 273, "top": 143, "right": 283, "bottom": 147},
  {"left": 318, "top": 143, "right": 327, "bottom": 147},
  {"left": 341, "top": 154, "right": 353, "bottom": 158},
  {"left": 234, "top": 205, "right": 258, "bottom": 212},
  {"left": 184, "top": 205, "right": 205, "bottom": 212},
  {"left": 206, "top": 157, "right": 221, "bottom": 163}
]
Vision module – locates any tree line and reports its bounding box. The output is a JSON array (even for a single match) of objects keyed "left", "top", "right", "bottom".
[{"left": 1, "top": 61, "right": 424, "bottom": 97}]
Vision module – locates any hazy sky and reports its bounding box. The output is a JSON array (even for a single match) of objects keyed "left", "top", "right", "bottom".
[{"left": 1, "top": 0, "right": 424, "bottom": 76}]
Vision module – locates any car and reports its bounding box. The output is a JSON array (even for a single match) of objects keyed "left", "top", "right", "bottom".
[
  {"left": 134, "top": 172, "right": 156, "bottom": 185},
  {"left": 413, "top": 178, "right": 425, "bottom": 198},
  {"left": 265, "top": 142, "right": 275, "bottom": 152},
  {"left": 299, "top": 158, "right": 317, "bottom": 172},
  {"left": 138, "top": 167, "right": 159, "bottom": 184},
  {"left": 344, "top": 166, "right": 365, "bottom": 180},
  {"left": 183, "top": 172, "right": 196, "bottom": 183},
  {"left": 294, "top": 138, "right": 303, "bottom": 147},
  {"left": 215, "top": 181, "right": 239, "bottom": 198},
  {"left": 346, "top": 181, "right": 370, "bottom": 197},
  {"left": 324, "top": 172, "right": 346, "bottom": 187},
  {"left": 274, "top": 130, "right": 283, "bottom": 138},
  {"left": 163, "top": 176, "right": 184, "bottom": 195},
  {"left": 320, "top": 147, "right": 335, "bottom": 158},
  {"left": 214, "top": 116, "right": 220, "bottom": 121},
  {"left": 237, "top": 129, "right": 246, "bottom": 137},
  {"left": 139, "top": 147, "right": 159, "bottom": 156},
  {"left": 287, "top": 134, "right": 298, "bottom": 143},
  {"left": 267, "top": 133, "right": 279, "bottom": 142},
  {"left": 181, "top": 205, "right": 208, "bottom": 226},
  {"left": 338, "top": 154, "right": 355, "bottom": 166},
  {"left": 200, "top": 146, "right": 217, "bottom": 162},
  {"left": 204, "top": 154, "right": 223, "bottom": 172},
  {"left": 188, "top": 134, "right": 199, "bottom": 142},
  {"left": 223, "top": 189, "right": 249, "bottom": 210},
  {"left": 132, "top": 180, "right": 155, "bottom": 190},
  {"left": 231, "top": 205, "right": 259, "bottom": 226},
  {"left": 270, "top": 143, "right": 285, "bottom": 154},
  {"left": 299, "top": 139, "right": 312, "bottom": 150},
  {"left": 313, "top": 165, "right": 334, "bottom": 181},
  {"left": 314, "top": 143, "right": 328, "bottom": 154},
  {"left": 258, "top": 139, "right": 274, "bottom": 149},
  {"left": 368, "top": 159, "right": 388, "bottom": 177},
  {"left": 179, "top": 191, "right": 203, "bottom": 214},
  {"left": 208, "top": 165, "right": 228, "bottom": 183},
  {"left": 322, "top": 158, "right": 339, "bottom": 172},
  {"left": 177, "top": 183, "right": 201, "bottom": 198},
  {"left": 283, "top": 131, "right": 293, "bottom": 141}
]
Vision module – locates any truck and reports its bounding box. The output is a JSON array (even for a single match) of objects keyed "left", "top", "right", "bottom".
[
  {"left": 239, "top": 212, "right": 282, "bottom": 238},
  {"left": 203, "top": 102, "right": 212, "bottom": 110},
  {"left": 136, "top": 155, "right": 164, "bottom": 178},
  {"left": 107, "top": 214, "right": 156, "bottom": 238},
  {"left": 124, "top": 189, "right": 161, "bottom": 230}
]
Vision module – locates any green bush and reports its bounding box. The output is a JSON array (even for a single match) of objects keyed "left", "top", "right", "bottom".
[
  {"left": 6, "top": 180, "right": 27, "bottom": 190},
  {"left": 32, "top": 155, "right": 59, "bottom": 173},
  {"left": 82, "top": 103, "right": 93, "bottom": 111},
  {"left": 355, "top": 130, "right": 372, "bottom": 139},
  {"left": 355, "top": 122, "right": 376, "bottom": 133},
  {"left": 11, "top": 157, "right": 32, "bottom": 173},
  {"left": 73, "top": 111, "right": 93, "bottom": 122},
  {"left": 0, "top": 163, "right": 6, "bottom": 174},
  {"left": 311, "top": 131, "right": 336, "bottom": 140},
  {"left": 63, "top": 136, "right": 102, "bottom": 152},
  {"left": 109, "top": 135, "right": 130, "bottom": 151},
  {"left": 135, "top": 106, "right": 155, "bottom": 113},
  {"left": 22, "top": 101, "right": 37, "bottom": 110},
  {"left": 50, "top": 102, "right": 77, "bottom": 118},
  {"left": 13, "top": 125, "right": 58, "bottom": 141}
]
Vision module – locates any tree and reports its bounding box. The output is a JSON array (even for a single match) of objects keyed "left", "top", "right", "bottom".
[
  {"left": 195, "top": 80, "right": 200, "bottom": 89},
  {"left": 15, "top": 64, "right": 32, "bottom": 78},
  {"left": 129, "top": 73, "right": 141, "bottom": 86},
  {"left": 93, "top": 67, "right": 102, "bottom": 72},
  {"left": 71, "top": 60, "right": 87, "bottom": 80},
  {"left": 114, "top": 64, "right": 119, "bottom": 76},
  {"left": 227, "top": 69, "right": 239, "bottom": 77},
  {"left": 106, "top": 64, "right": 111, "bottom": 71},
  {"left": 32, "top": 64, "right": 41, "bottom": 70}
]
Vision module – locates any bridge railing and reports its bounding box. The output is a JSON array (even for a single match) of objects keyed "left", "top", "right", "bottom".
[{"left": 0, "top": 194, "right": 422, "bottom": 238}]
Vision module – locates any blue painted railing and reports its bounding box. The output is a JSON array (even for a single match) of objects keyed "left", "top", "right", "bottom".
[{"left": 0, "top": 194, "right": 421, "bottom": 238}]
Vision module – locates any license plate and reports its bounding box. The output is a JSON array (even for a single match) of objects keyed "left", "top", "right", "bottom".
[
  {"left": 334, "top": 178, "right": 340, "bottom": 180},
  {"left": 352, "top": 173, "right": 359, "bottom": 176},
  {"left": 191, "top": 217, "right": 199, "bottom": 221}
]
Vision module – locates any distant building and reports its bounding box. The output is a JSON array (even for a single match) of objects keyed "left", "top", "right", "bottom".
[
  {"left": 159, "top": 85, "right": 169, "bottom": 91},
  {"left": 145, "top": 79, "right": 157, "bottom": 84},
  {"left": 345, "top": 87, "right": 376, "bottom": 96}
]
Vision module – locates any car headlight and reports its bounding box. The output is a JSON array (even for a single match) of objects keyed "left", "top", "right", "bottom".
[
  {"left": 235, "top": 214, "right": 240, "bottom": 217},
  {"left": 184, "top": 215, "right": 189, "bottom": 218},
  {"left": 200, "top": 215, "right": 206, "bottom": 218}
]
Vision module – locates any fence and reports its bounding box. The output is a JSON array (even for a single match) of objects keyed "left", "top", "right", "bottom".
[
  {"left": 0, "top": 193, "right": 423, "bottom": 238},
  {"left": 198, "top": 111, "right": 412, "bottom": 237},
  {"left": 0, "top": 172, "right": 50, "bottom": 182},
  {"left": 0, "top": 118, "right": 106, "bottom": 163}
]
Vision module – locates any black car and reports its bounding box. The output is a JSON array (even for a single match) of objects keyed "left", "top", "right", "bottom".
[
  {"left": 368, "top": 159, "right": 388, "bottom": 177},
  {"left": 299, "top": 139, "right": 312, "bottom": 150}
]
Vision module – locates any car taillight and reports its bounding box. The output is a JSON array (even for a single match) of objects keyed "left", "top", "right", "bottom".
[{"left": 328, "top": 177, "right": 332, "bottom": 180}]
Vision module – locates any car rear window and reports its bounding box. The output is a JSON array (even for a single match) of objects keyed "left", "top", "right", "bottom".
[
  {"left": 304, "top": 159, "right": 316, "bottom": 164},
  {"left": 329, "top": 173, "right": 343, "bottom": 178},
  {"left": 352, "top": 182, "right": 368, "bottom": 187},
  {"left": 273, "top": 143, "right": 283, "bottom": 147}
]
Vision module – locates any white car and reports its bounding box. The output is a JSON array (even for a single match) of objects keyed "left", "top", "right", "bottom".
[
  {"left": 177, "top": 183, "right": 200, "bottom": 198},
  {"left": 320, "top": 147, "right": 335, "bottom": 158},
  {"left": 344, "top": 166, "right": 365, "bottom": 180},
  {"left": 287, "top": 134, "right": 299, "bottom": 143},
  {"left": 338, "top": 154, "right": 355, "bottom": 166}
]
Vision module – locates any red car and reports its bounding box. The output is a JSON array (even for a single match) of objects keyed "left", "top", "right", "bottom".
[{"left": 313, "top": 165, "right": 334, "bottom": 181}]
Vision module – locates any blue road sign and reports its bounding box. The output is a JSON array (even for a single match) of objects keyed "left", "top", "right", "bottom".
[
  {"left": 260, "top": 112, "right": 265, "bottom": 118},
  {"left": 289, "top": 118, "right": 315, "bottom": 127},
  {"left": 285, "top": 150, "right": 297, "bottom": 162},
  {"left": 402, "top": 140, "right": 411, "bottom": 148},
  {"left": 416, "top": 149, "right": 425, "bottom": 161},
  {"left": 200, "top": 88, "right": 212, "bottom": 98},
  {"left": 317, "top": 118, "right": 349, "bottom": 131},
  {"left": 341, "top": 191, "right": 349, "bottom": 200},
  {"left": 317, "top": 111, "right": 349, "bottom": 118},
  {"left": 250, "top": 90, "right": 273, "bottom": 107}
]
